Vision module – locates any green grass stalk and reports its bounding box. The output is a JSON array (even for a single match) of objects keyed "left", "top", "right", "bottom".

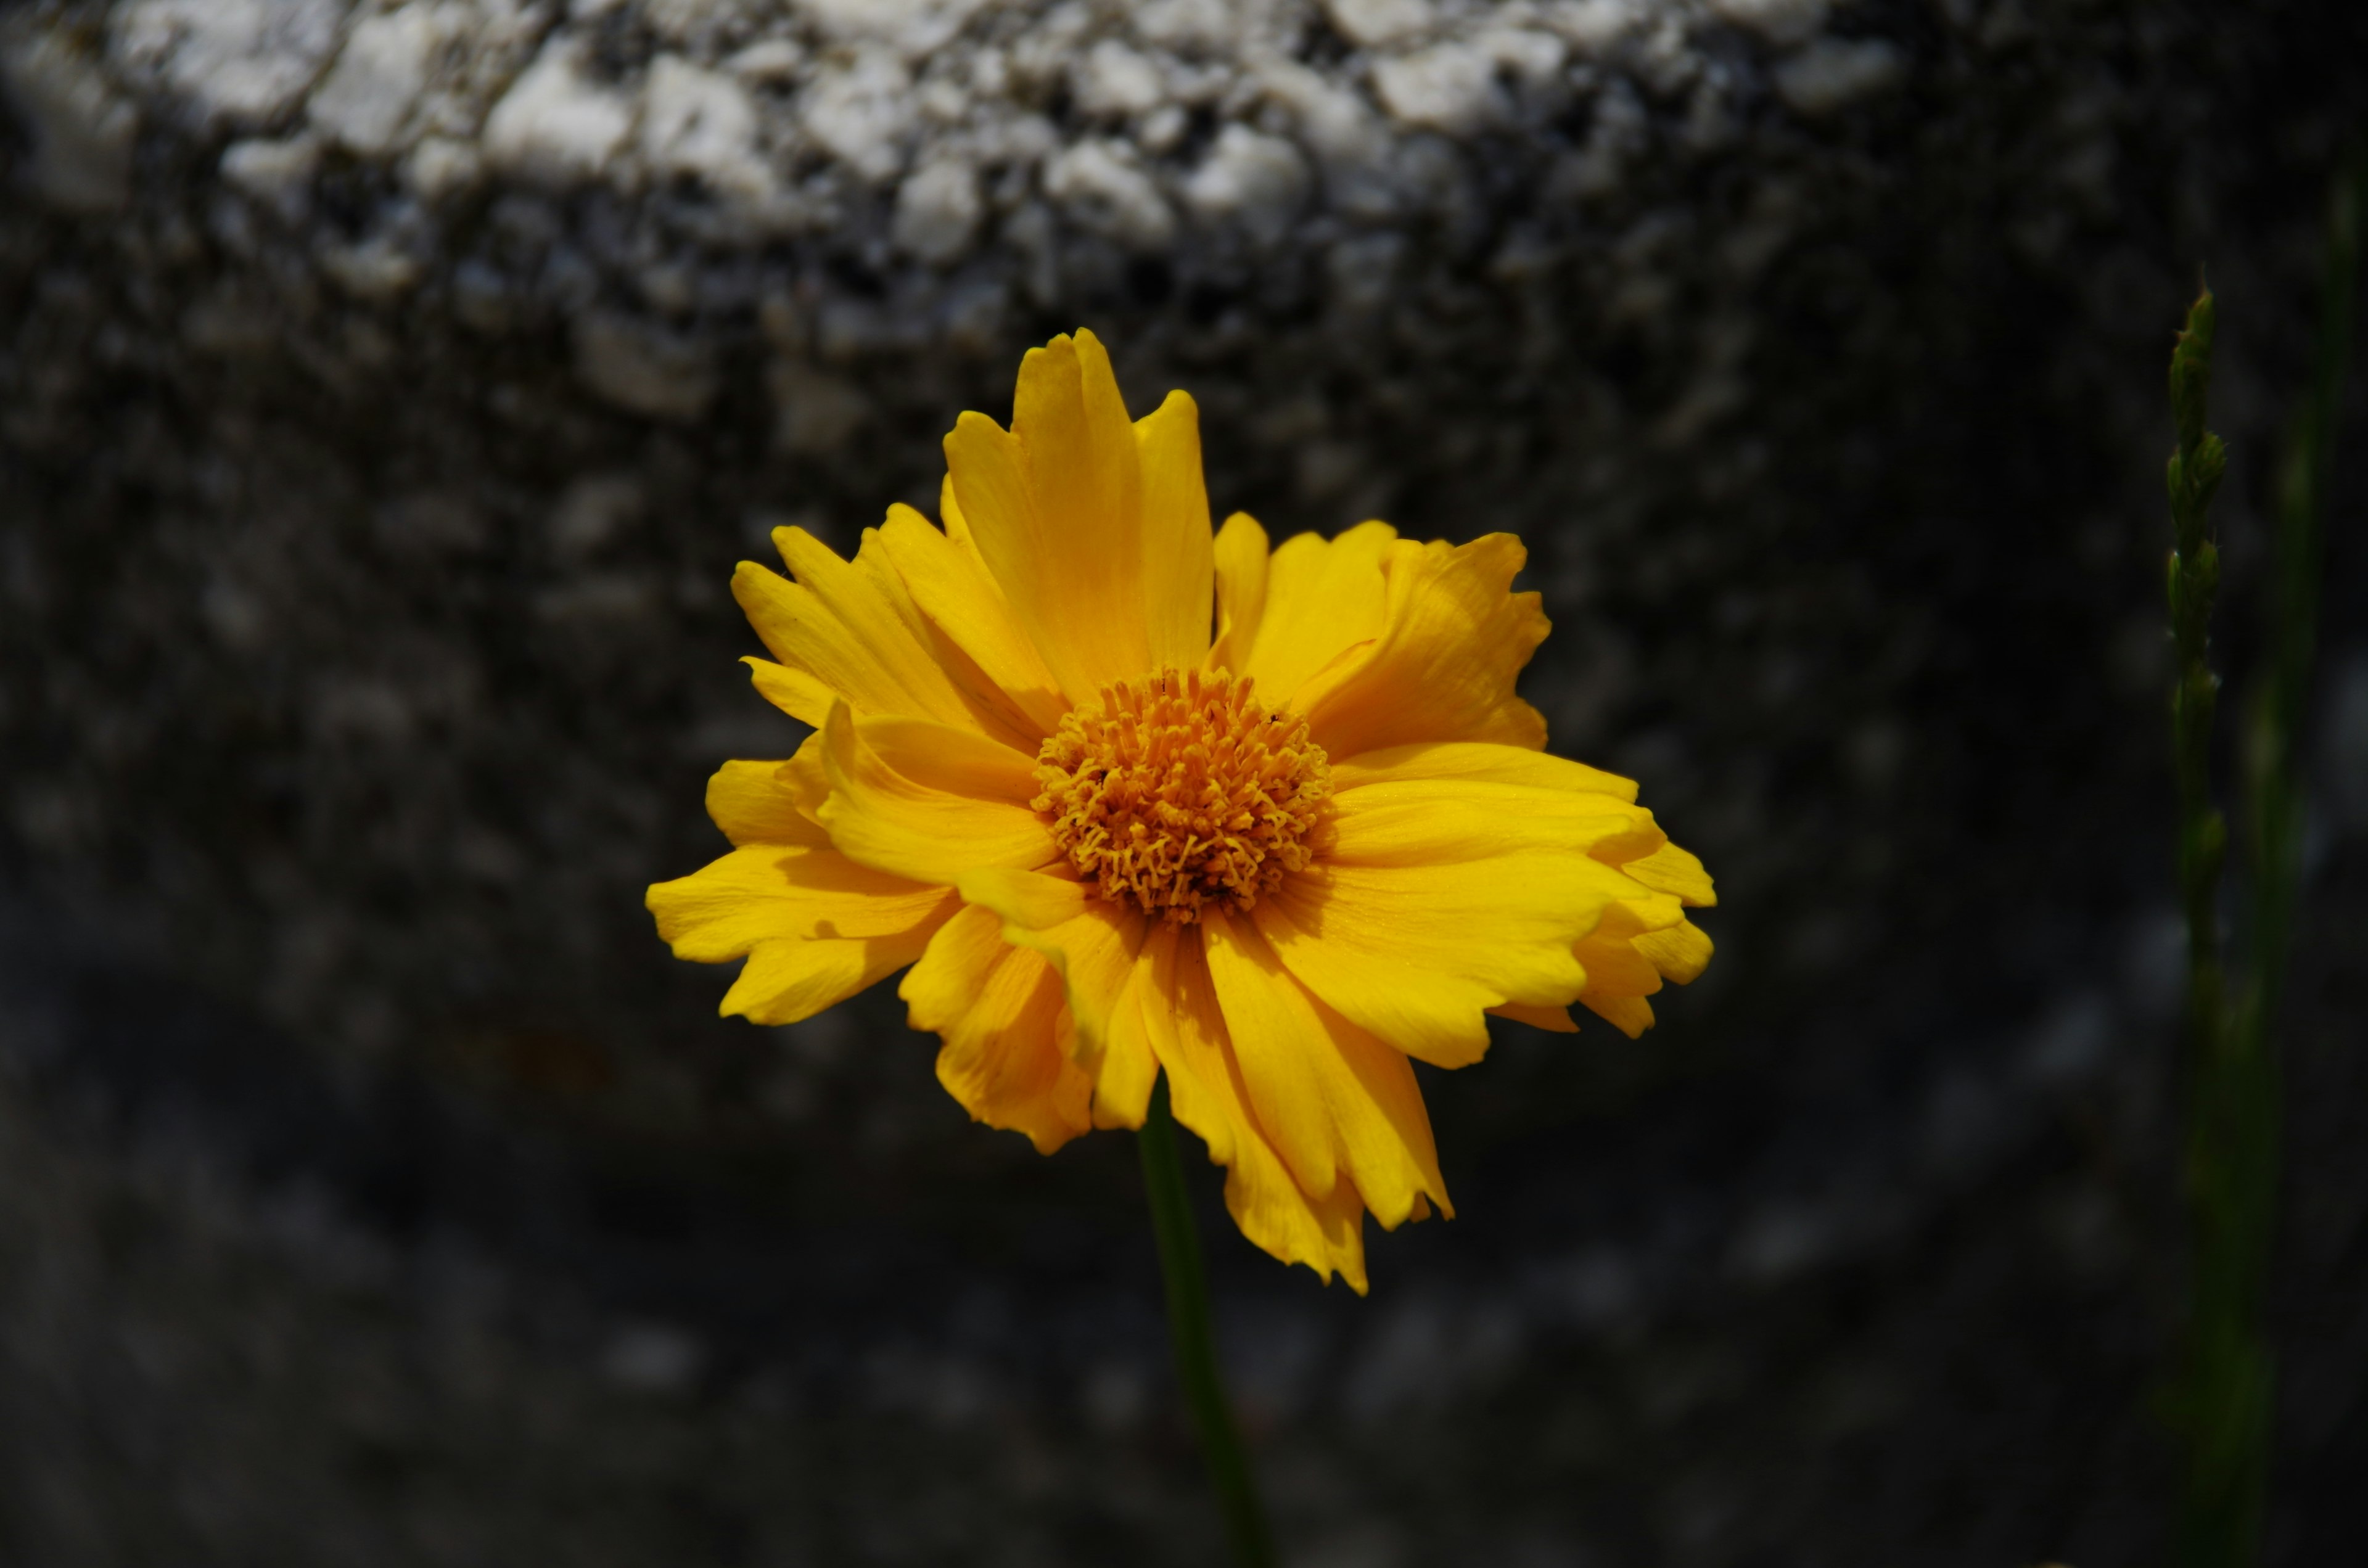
[
  {"left": 1139, "top": 1080, "right": 1278, "bottom": 1568},
  {"left": 2161, "top": 279, "right": 2251, "bottom": 1568},
  {"left": 2173, "top": 151, "right": 2366, "bottom": 1568},
  {"left": 2244, "top": 155, "right": 2365, "bottom": 1035}
]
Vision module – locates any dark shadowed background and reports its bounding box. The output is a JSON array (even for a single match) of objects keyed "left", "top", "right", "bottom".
[{"left": 2, "top": 1, "right": 2366, "bottom": 1563}]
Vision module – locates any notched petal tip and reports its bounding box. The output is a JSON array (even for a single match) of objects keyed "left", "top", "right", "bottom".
[
  {"left": 904, "top": 903, "right": 1096, "bottom": 1154},
  {"left": 1633, "top": 916, "right": 1715, "bottom": 984},
  {"left": 1579, "top": 991, "right": 1656, "bottom": 1039},
  {"left": 768, "top": 522, "right": 839, "bottom": 575},
  {"left": 1138, "top": 384, "right": 1198, "bottom": 426},
  {"left": 1621, "top": 842, "right": 1717, "bottom": 908},
  {"left": 1488, "top": 1001, "right": 1580, "bottom": 1033},
  {"left": 742, "top": 656, "right": 833, "bottom": 727}
]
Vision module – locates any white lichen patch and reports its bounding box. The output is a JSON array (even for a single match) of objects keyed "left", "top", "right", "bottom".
[
  {"left": 1182, "top": 124, "right": 1309, "bottom": 245},
  {"left": 1044, "top": 139, "right": 1175, "bottom": 250},
  {"left": 401, "top": 133, "right": 482, "bottom": 199},
  {"left": 113, "top": 0, "right": 349, "bottom": 129},
  {"left": 309, "top": 4, "right": 446, "bottom": 155},
  {"left": 1322, "top": 0, "right": 1434, "bottom": 49},
  {"left": 793, "top": 0, "right": 991, "bottom": 57},
  {"left": 1773, "top": 37, "right": 1905, "bottom": 117},
  {"left": 221, "top": 132, "right": 323, "bottom": 218},
  {"left": 1133, "top": 0, "right": 1237, "bottom": 51},
  {"left": 484, "top": 39, "right": 636, "bottom": 186},
  {"left": 893, "top": 158, "right": 984, "bottom": 265},
  {"left": 640, "top": 54, "right": 771, "bottom": 200},
  {"left": 1372, "top": 43, "right": 1506, "bottom": 134},
  {"left": 799, "top": 48, "right": 913, "bottom": 183},
  {"left": 1072, "top": 39, "right": 1166, "bottom": 118},
  {"left": 1542, "top": 0, "right": 1652, "bottom": 52}
]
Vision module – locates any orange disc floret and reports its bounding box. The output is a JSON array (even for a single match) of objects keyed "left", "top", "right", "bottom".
[{"left": 1033, "top": 668, "right": 1330, "bottom": 924}]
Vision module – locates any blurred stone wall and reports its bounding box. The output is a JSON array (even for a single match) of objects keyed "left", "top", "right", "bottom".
[
  {"left": 1, "top": 0, "right": 2364, "bottom": 1564},
  {"left": 0, "top": 0, "right": 2293, "bottom": 1067}
]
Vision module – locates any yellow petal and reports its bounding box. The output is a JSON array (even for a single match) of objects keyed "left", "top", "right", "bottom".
[
  {"left": 734, "top": 525, "right": 1013, "bottom": 736},
  {"left": 1618, "top": 840, "right": 1719, "bottom": 907},
  {"left": 1316, "top": 777, "right": 1658, "bottom": 868},
  {"left": 1489, "top": 1002, "right": 1579, "bottom": 1033},
  {"left": 648, "top": 843, "right": 953, "bottom": 959},
  {"left": 1255, "top": 791, "right": 1651, "bottom": 1067},
  {"left": 1568, "top": 898, "right": 1712, "bottom": 1038},
  {"left": 900, "top": 903, "right": 1095, "bottom": 1153},
  {"left": 719, "top": 927, "right": 944, "bottom": 1025},
  {"left": 1634, "top": 916, "right": 1715, "bottom": 983},
  {"left": 1207, "top": 512, "right": 1269, "bottom": 673},
  {"left": 742, "top": 657, "right": 839, "bottom": 728},
  {"left": 1293, "top": 534, "right": 1550, "bottom": 758},
  {"left": 1328, "top": 739, "right": 1637, "bottom": 803},
  {"left": 1234, "top": 520, "right": 1396, "bottom": 705},
  {"left": 1202, "top": 908, "right": 1450, "bottom": 1231},
  {"left": 1577, "top": 991, "right": 1657, "bottom": 1038},
  {"left": 1574, "top": 924, "right": 1666, "bottom": 999},
  {"left": 778, "top": 730, "right": 831, "bottom": 818},
  {"left": 1137, "top": 926, "right": 1370, "bottom": 1291},
  {"left": 956, "top": 868, "right": 1148, "bottom": 1078},
  {"left": 876, "top": 501, "right": 1070, "bottom": 738},
  {"left": 701, "top": 758, "right": 826, "bottom": 848},
  {"left": 1135, "top": 388, "right": 1215, "bottom": 672},
  {"left": 647, "top": 842, "right": 958, "bottom": 1025},
  {"left": 1014, "top": 334, "right": 1140, "bottom": 603},
  {"left": 849, "top": 707, "right": 1042, "bottom": 799},
  {"left": 815, "top": 704, "right": 1058, "bottom": 885},
  {"left": 954, "top": 866, "right": 1092, "bottom": 930},
  {"left": 1089, "top": 953, "right": 1163, "bottom": 1130},
  {"left": 1225, "top": 1125, "right": 1370, "bottom": 1294},
  {"left": 939, "top": 474, "right": 976, "bottom": 551},
  {"left": 945, "top": 332, "right": 1216, "bottom": 702}
]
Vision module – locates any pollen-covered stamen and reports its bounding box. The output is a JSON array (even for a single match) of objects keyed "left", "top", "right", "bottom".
[{"left": 1033, "top": 668, "right": 1331, "bottom": 924}]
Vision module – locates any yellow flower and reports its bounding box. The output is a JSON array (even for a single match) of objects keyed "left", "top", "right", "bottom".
[{"left": 648, "top": 332, "right": 1714, "bottom": 1292}]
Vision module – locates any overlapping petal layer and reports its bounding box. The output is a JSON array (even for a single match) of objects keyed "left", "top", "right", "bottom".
[
  {"left": 876, "top": 495, "right": 1069, "bottom": 737},
  {"left": 1210, "top": 515, "right": 1398, "bottom": 705},
  {"left": 956, "top": 867, "right": 1147, "bottom": 1086},
  {"left": 648, "top": 759, "right": 960, "bottom": 1025},
  {"left": 1135, "top": 922, "right": 1372, "bottom": 1287},
  {"left": 1202, "top": 909, "right": 1449, "bottom": 1231},
  {"left": 734, "top": 523, "right": 1037, "bottom": 747},
  {"left": 814, "top": 704, "right": 1055, "bottom": 885},
  {"left": 1293, "top": 534, "right": 1551, "bottom": 757},
  {"left": 650, "top": 331, "right": 1716, "bottom": 1293},
  {"left": 901, "top": 903, "right": 1094, "bottom": 1153}
]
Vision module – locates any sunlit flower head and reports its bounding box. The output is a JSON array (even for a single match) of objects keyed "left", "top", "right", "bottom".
[{"left": 649, "top": 332, "right": 1714, "bottom": 1291}]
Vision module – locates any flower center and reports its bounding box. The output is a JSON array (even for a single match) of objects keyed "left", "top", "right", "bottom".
[{"left": 1033, "top": 668, "right": 1331, "bottom": 925}]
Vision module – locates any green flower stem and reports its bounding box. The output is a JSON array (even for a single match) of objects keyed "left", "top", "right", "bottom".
[{"left": 1139, "top": 1078, "right": 1278, "bottom": 1568}]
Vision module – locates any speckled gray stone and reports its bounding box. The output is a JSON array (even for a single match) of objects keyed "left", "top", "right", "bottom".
[{"left": 7, "top": 0, "right": 2328, "bottom": 1070}]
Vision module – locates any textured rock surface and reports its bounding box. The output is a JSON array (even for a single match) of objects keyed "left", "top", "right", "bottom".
[
  {"left": 1, "top": 0, "right": 2269, "bottom": 1068},
  {"left": 2, "top": 0, "right": 2367, "bottom": 1562}
]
